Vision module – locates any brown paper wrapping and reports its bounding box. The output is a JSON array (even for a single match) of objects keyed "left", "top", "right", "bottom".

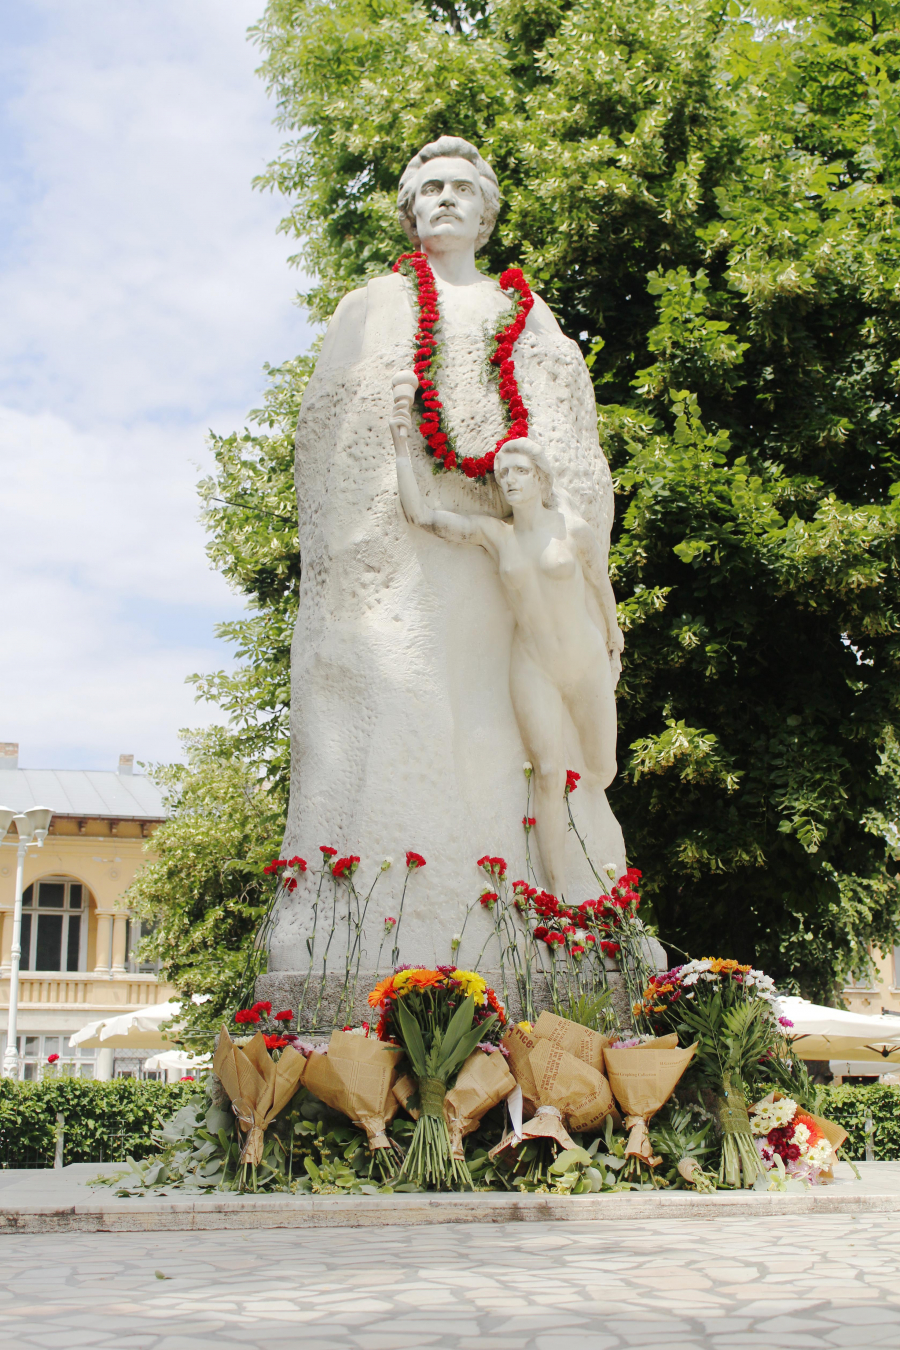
[
  {"left": 302, "top": 1030, "right": 401, "bottom": 1149},
  {"left": 394, "top": 1049, "right": 516, "bottom": 1158},
  {"left": 603, "top": 1043, "right": 697, "bottom": 1166},
  {"left": 213, "top": 1027, "right": 307, "bottom": 1165},
  {"left": 501, "top": 1023, "right": 540, "bottom": 1116},
  {"left": 490, "top": 1037, "right": 618, "bottom": 1160},
  {"left": 531, "top": 1011, "right": 610, "bottom": 1072}
]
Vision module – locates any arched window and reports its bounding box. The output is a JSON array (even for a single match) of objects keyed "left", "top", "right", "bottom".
[{"left": 20, "top": 878, "right": 88, "bottom": 973}]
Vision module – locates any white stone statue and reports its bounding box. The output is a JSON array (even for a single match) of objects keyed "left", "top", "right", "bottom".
[{"left": 266, "top": 135, "right": 627, "bottom": 1001}]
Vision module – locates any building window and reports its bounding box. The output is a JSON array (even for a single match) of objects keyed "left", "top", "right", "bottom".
[
  {"left": 2, "top": 1034, "right": 97, "bottom": 1081},
  {"left": 126, "top": 917, "right": 160, "bottom": 976},
  {"left": 20, "top": 879, "right": 88, "bottom": 973}
]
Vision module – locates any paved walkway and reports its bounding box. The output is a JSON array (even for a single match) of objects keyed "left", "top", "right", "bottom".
[{"left": 0, "top": 1214, "right": 899, "bottom": 1349}]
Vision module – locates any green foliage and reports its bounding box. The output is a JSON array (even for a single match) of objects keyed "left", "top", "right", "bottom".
[
  {"left": 126, "top": 729, "right": 286, "bottom": 1040},
  {"left": 819, "top": 1082, "right": 900, "bottom": 1161},
  {"left": 0, "top": 1078, "right": 194, "bottom": 1168},
  {"left": 192, "top": 357, "right": 312, "bottom": 798},
  {"left": 245, "top": 0, "right": 900, "bottom": 997}
]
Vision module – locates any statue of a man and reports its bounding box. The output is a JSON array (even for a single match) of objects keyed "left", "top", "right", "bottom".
[{"left": 269, "top": 136, "right": 625, "bottom": 990}]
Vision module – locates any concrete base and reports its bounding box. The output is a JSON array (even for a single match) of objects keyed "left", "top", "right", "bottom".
[
  {"left": 256, "top": 966, "right": 636, "bottom": 1032},
  {"left": 1, "top": 1161, "right": 899, "bottom": 1234}
]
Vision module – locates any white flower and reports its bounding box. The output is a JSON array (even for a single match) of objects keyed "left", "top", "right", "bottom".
[
  {"left": 806, "top": 1139, "right": 834, "bottom": 1168},
  {"left": 523, "top": 761, "right": 533, "bottom": 777},
  {"left": 605, "top": 863, "right": 617, "bottom": 879},
  {"left": 381, "top": 857, "right": 393, "bottom": 871},
  {"left": 793, "top": 1122, "right": 811, "bottom": 1149}
]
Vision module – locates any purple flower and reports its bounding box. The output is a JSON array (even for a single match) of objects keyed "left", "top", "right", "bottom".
[{"left": 778, "top": 1016, "right": 795, "bottom": 1028}]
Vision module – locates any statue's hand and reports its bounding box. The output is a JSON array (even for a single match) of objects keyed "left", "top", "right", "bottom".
[
  {"left": 609, "top": 646, "right": 622, "bottom": 688},
  {"left": 389, "top": 406, "right": 412, "bottom": 450}
]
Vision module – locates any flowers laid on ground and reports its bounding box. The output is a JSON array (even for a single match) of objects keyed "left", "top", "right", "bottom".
[
  {"left": 636, "top": 959, "right": 784, "bottom": 1188},
  {"left": 368, "top": 967, "right": 504, "bottom": 1188},
  {"left": 392, "top": 251, "right": 534, "bottom": 480},
  {"left": 750, "top": 1092, "right": 846, "bottom": 1187}
]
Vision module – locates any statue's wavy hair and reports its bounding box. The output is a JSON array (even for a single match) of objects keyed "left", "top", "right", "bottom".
[
  {"left": 397, "top": 136, "right": 500, "bottom": 252},
  {"left": 495, "top": 438, "right": 558, "bottom": 509}
]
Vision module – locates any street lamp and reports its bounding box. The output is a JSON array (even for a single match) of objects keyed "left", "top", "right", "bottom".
[{"left": 1, "top": 805, "right": 53, "bottom": 1079}]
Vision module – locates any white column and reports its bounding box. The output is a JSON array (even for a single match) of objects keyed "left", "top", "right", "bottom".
[
  {"left": 110, "top": 914, "right": 128, "bottom": 975},
  {"left": 93, "top": 913, "right": 113, "bottom": 975},
  {"left": 96, "top": 1048, "right": 114, "bottom": 1081}
]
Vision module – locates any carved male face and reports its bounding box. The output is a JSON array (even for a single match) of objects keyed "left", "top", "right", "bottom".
[{"left": 411, "top": 156, "right": 485, "bottom": 249}]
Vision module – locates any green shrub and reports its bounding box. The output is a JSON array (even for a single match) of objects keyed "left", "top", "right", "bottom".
[
  {"left": 818, "top": 1084, "right": 900, "bottom": 1162},
  {"left": 0, "top": 1078, "right": 195, "bottom": 1168}
]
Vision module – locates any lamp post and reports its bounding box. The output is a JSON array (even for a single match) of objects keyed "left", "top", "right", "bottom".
[{"left": 1, "top": 805, "right": 53, "bottom": 1079}]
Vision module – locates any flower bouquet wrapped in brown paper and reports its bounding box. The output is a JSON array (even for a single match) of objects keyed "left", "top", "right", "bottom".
[
  {"left": 603, "top": 1037, "right": 696, "bottom": 1181},
  {"left": 302, "top": 1029, "right": 402, "bottom": 1150},
  {"left": 500, "top": 1012, "right": 611, "bottom": 1117},
  {"left": 394, "top": 1047, "right": 516, "bottom": 1159},
  {"left": 213, "top": 1026, "right": 306, "bottom": 1175},
  {"left": 490, "top": 1015, "right": 618, "bottom": 1179}
]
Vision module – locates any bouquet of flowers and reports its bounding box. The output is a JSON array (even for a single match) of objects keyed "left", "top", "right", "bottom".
[
  {"left": 603, "top": 1034, "right": 696, "bottom": 1183},
  {"left": 490, "top": 1013, "right": 618, "bottom": 1181},
  {"left": 368, "top": 966, "right": 504, "bottom": 1188},
  {"left": 302, "top": 1028, "right": 402, "bottom": 1152},
  {"left": 635, "top": 958, "right": 781, "bottom": 1188},
  {"left": 750, "top": 1091, "right": 847, "bottom": 1186},
  {"left": 212, "top": 1026, "right": 306, "bottom": 1180},
  {"left": 393, "top": 1043, "right": 516, "bottom": 1159}
]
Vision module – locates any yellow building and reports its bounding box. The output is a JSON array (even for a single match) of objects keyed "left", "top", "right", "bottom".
[
  {"left": 843, "top": 950, "right": 900, "bottom": 1017},
  {"left": 0, "top": 742, "right": 175, "bottom": 1080}
]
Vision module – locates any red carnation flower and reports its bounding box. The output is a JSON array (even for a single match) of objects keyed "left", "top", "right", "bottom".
[
  {"left": 565, "top": 769, "right": 581, "bottom": 794},
  {"left": 275, "top": 1009, "right": 294, "bottom": 1023},
  {"left": 405, "top": 851, "right": 427, "bottom": 869},
  {"left": 251, "top": 1000, "right": 272, "bottom": 1017},
  {"left": 287, "top": 856, "right": 307, "bottom": 872},
  {"left": 319, "top": 845, "right": 337, "bottom": 857},
  {"left": 235, "top": 1009, "right": 260, "bottom": 1024},
  {"left": 263, "top": 1034, "right": 290, "bottom": 1050},
  {"left": 47, "top": 1053, "right": 60, "bottom": 1063}
]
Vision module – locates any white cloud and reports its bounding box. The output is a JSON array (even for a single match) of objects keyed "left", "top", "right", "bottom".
[{"left": 0, "top": 1, "right": 314, "bottom": 770}]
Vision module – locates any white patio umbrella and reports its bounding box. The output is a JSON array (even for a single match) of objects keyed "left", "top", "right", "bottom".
[
  {"left": 143, "top": 1049, "right": 211, "bottom": 1078},
  {"left": 70, "top": 1000, "right": 183, "bottom": 1051},
  {"left": 777, "top": 995, "right": 900, "bottom": 1064}
]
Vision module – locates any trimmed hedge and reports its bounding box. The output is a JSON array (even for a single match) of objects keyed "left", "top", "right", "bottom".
[
  {"left": 817, "top": 1084, "right": 900, "bottom": 1161},
  {"left": 1, "top": 1078, "right": 898, "bottom": 1172},
  {"left": 0, "top": 1078, "right": 195, "bottom": 1168}
]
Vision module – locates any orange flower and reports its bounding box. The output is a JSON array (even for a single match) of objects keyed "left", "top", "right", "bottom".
[
  {"left": 368, "top": 975, "right": 396, "bottom": 1008},
  {"left": 795, "top": 1112, "right": 824, "bottom": 1146},
  {"left": 407, "top": 969, "right": 444, "bottom": 990}
]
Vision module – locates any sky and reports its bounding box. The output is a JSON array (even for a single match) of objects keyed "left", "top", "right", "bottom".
[{"left": 0, "top": 1, "right": 314, "bottom": 773}]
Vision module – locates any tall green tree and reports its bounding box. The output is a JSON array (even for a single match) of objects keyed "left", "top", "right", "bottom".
[{"left": 241, "top": 0, "right": 900, "bottom": 998}]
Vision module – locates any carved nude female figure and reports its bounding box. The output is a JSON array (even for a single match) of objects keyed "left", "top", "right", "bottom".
[{"left": 390, "top": 405, "right": 625, "bottom": 899}]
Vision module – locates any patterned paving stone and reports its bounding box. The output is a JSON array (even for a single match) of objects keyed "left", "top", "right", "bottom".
[{"left": 0, "top": 1216, "right": 898, "bottom": 1348}]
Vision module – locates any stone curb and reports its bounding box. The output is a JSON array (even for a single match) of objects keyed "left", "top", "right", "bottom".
[{"left": 2, "top": 1166, "right": 900, "bottom": 1233}]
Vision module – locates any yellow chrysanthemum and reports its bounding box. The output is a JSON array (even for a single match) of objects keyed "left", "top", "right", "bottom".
[{"left": 453, "top": 969, "right": 487, "bottom": 1006}]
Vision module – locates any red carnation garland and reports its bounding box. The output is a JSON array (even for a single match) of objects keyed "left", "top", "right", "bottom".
[{"left": 392, "top": 251, "right": 535, "bottom": 480}]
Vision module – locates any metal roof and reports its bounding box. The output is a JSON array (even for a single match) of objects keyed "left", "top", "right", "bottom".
[{"left": 0, "top": 769, "right": 166, "bottom": 821}]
